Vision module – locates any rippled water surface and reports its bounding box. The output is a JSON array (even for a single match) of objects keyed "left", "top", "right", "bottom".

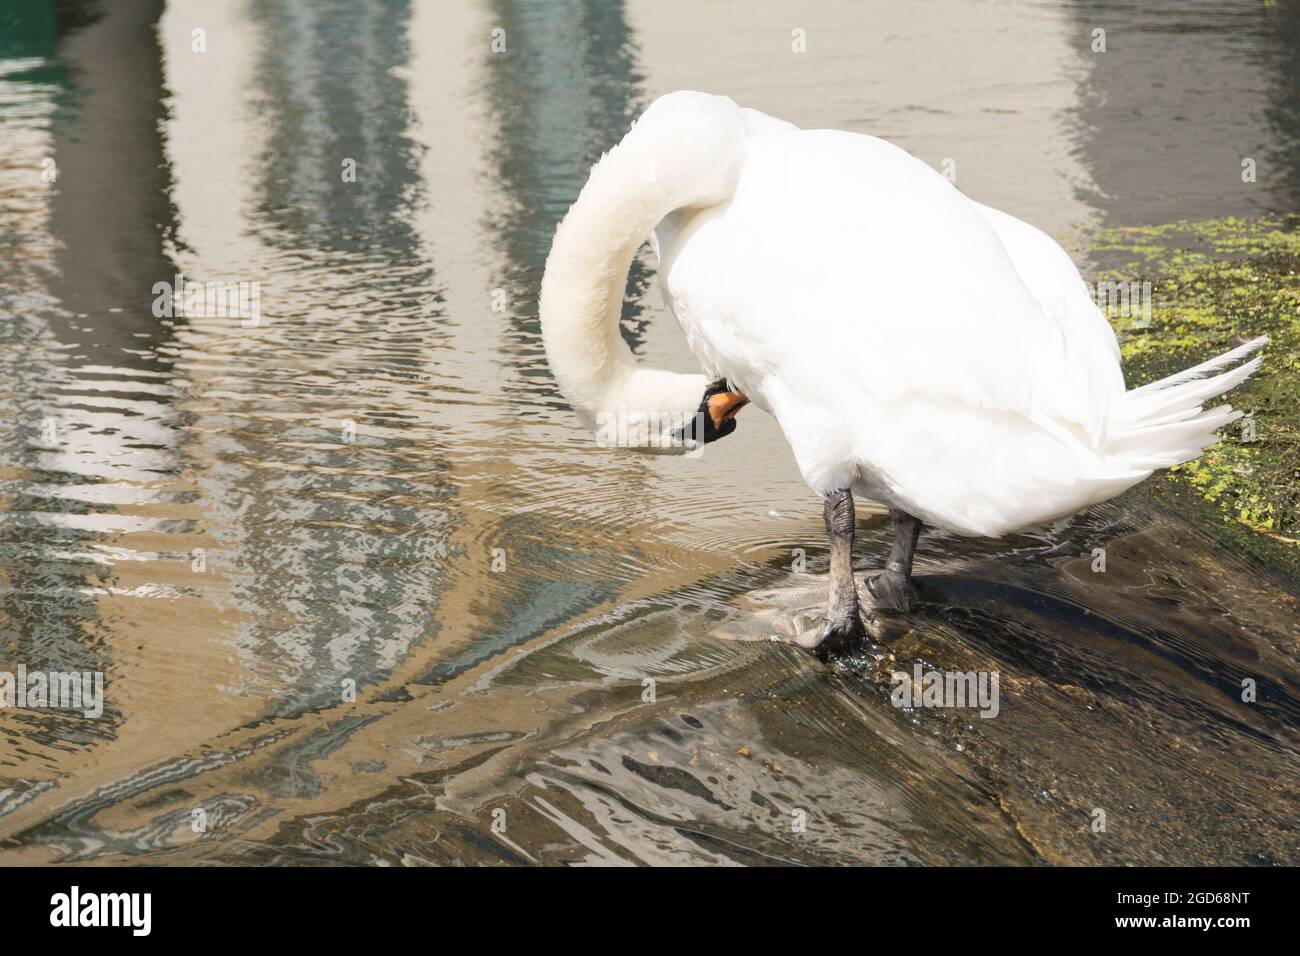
[{"left": 1, "top": 0, "right": 1297, "bottom": 865}]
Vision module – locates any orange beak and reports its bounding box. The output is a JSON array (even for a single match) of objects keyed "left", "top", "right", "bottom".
[{"left": 706, "top": 389, "right": 749, "bottom": 430}]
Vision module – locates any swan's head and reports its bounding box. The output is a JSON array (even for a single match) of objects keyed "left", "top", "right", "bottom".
[
  {"left": 539, "top": 251, "right": 749, "bottom": 455},
  {"left": 581, "top": 368, "right": 747, "bottom": 456}
]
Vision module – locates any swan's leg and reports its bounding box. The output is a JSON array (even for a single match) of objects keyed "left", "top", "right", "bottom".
[
  {"left": 866, "top": 509, "right": 922, "bottom": 613},
  {"left": 798, "top": 487, "right": 866, "bottom": 654}
]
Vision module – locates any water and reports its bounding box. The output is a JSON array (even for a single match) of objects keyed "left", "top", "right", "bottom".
[{"left": 0, "top": 0, "right": 1297, "bottom": 865}]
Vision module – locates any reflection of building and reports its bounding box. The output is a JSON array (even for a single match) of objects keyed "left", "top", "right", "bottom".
[
  {"left": 1069, "top": 0, "right": 1300, "bottom": 224},
  {"left": 1261, "top": 0, "right": 1300, "bottom": 209},
  {"left": 247, "top": 1, "right": 425, "bottom": 257},
  {"left": 0, "top": 0, "right": 177, "bottom": 742},
  {"left": 481, "top": 0, "right": 652, "bottom": 345},
  {"left": 160, "top": 0, "right": 450, "bottom": 714}
]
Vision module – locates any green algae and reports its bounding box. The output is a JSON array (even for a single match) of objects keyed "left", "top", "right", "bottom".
[{"left": 1090, "top": 215, "right": 1300, "bottom": 548}]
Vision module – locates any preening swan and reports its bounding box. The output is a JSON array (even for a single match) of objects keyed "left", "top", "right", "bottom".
[{"left": 539, "top": 91, "right": 1266, "bottom": 653}]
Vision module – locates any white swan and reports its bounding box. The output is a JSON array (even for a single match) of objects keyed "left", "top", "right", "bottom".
[{"left": 539, "top": 91, "right": 1266, "bottom": 652}]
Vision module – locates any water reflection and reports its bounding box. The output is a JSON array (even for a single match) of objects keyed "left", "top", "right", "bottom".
[
  {"left": 1069, "top": 0, "right": 1300, "bottom": 225},
  {"left": 182, "top": 0, "right": 447, "bottom": 713},
  {"left": 2, "top": 0, "right": 179, "bottom": 772}
]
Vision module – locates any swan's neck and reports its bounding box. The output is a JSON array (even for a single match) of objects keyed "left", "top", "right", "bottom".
[
  {"left": 539, "top": 149, "right": 704, "bottom": 428},
  {"left": 539, "top": 93, "right": 747, "bottom": 447}
]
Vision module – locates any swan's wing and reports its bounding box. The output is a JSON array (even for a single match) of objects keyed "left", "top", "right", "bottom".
[{"left": 668, "top": 128, "right": 1116, "bottom": 435}]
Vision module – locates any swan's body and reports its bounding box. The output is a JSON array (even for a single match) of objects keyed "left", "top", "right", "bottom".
[{"left": 540, "top": 91, "right": 1264, "bottom": 649}]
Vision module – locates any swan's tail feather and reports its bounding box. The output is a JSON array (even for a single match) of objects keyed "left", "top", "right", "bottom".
[
  {"left": 1125, "top": 335, "right": 1267, "bottom": 397},
  {"left": 1108, "top": 336, "right": 1266, "bottom": 470}
]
